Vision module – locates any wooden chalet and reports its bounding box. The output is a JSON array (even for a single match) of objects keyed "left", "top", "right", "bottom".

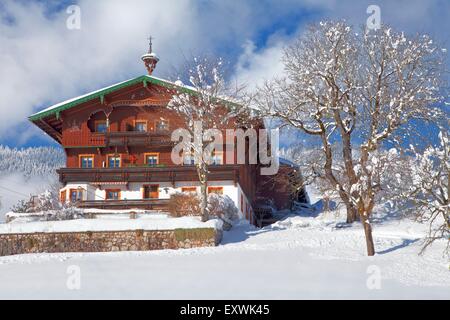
[{"left": 29, "top": 41, "right": 302, "bottom": 224}]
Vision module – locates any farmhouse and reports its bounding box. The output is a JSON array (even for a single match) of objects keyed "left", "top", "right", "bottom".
[{"left": 28, "top": 41, "right": 304, "bottom": 225}]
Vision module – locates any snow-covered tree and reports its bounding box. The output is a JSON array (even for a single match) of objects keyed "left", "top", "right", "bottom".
[
  {"left": 0, "top": 145, "right": 64, "bottom": 179},
  {"left": 254, "top": 21, "right": 447, "bottom": 255},
  {"left": 9, "top": 182, "right": 82, "bottom": 221},
  {"left": 11, "top": 182, "right": 62, "bottom": 213},
  {"left": 168, "top": 57, "right": 249, "bottom": 221},
  {"left": 410, "top": 130, "right": 449, "bottom": 254}
]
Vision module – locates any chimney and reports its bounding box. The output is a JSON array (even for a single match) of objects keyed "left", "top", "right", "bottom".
[{"left": 141, "top": 36, "right": 159, "bottom": 75}]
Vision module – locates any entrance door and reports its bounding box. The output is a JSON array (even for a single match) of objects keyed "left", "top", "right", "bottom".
[{"left": 143, "top": 185, "right": 159, "bottom": 199}]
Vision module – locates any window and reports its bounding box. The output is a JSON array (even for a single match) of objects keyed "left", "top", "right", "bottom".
[
  {"left": 210, "top": 151, "right": 223, "bottom": 165},
  {"left": 181, "top": 187, "right": 197, "bottom": 193},
  {"left": 143, "top": 185, "right": 159, "bottom": 199},
  {"left": 134, "top": 120, "right": 147, "bottom": 132},
  {"left": 208, "top": 187, "right": 224, "bottom": 195},
  {"left": 145, "top": 153, "right": 159, "bottom": 166},
  {"left": 69, "top": 189, "right": 83, "bottom": 202},
  {"left": 60, "top": 190, "right": 67, "bottom": 203},
  {"left": 183, "top": 152, "right": 195, "bottom": 165},
  {"left": 155, "top": 119, "right": 169, "bottom": 132},
  {"left": 107, "top": 155, "right": 121, "bottom": 168},
  {"left": 80, "top": 155, "right": 94, "bottom": 168},
  {"left": 95, "top": 120, "right": 107, "bottom": 133},
  {"left": 105, "top": 189, "right": 121, "bottom": 200}
]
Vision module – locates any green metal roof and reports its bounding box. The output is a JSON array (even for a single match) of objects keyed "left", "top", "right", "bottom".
[{"left": 28, "top": 75, "right": 207, "bottom": 122}]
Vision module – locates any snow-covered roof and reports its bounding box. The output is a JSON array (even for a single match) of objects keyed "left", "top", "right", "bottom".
[{"left": 29, "top": 75, "right": 240, "bottom": 122}]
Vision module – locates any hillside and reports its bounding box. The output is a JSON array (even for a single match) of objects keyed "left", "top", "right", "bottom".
[
  {"left": 0, "top": 145, "right": 65, "bottom": 178},
  {"left": 0, "top": 146, "right": 65, "bottom": 221}
]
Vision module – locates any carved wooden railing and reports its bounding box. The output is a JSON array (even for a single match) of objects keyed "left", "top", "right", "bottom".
[
  {"left": 57, "top": 165, "right": 241, "bottom": 185},
  {"left": 62, "top": 130, "right": 172, "bottom": 148},
  {"left": 62, "top": 132, "right": 106, "bottom": 147},
  {"left": 105, "top": 131, "right": 173, "bottom": 147}
]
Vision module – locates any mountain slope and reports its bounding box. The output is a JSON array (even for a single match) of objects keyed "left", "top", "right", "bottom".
[{"left": 0, "top": 145, "right": 65, "bottom": 221}]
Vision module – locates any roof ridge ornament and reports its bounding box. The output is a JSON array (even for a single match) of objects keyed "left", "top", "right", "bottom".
[
  {"left": 141, "top": 36, "right": 159, "bottom": 75},
  {"left": 147, "top": 36, "right": 153, "bottom": 53}
]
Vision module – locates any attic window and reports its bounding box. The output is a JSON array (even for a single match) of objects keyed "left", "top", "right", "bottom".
[{"left": 95, "top": 120, "right": 107, "bottom": 133}]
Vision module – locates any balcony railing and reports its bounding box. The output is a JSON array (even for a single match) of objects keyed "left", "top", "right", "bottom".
[
  {"left": 62, "top": 132, "right": 106, "bottom": 147},
  {"left": 62, "top": 130, "right": 173, "bottom": 148},
  {"left": 57, "top": 165, "right": 241, "bottom": 185},
  {"left": 105, "top": 131, "right": 173, "bottom": 147},
  {"left": 77, "top": 199, "right": 170, "bottom": 210}
]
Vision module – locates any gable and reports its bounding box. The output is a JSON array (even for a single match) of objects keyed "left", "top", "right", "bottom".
[
  {"left": 28, "top": 74, "right": 245, "bottom": 144},
  {"left": 29, "top": 75, "right": 194, "bottom": 122}
]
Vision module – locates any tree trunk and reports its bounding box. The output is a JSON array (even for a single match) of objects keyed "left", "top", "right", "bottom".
[
  {"left": 346, "top": 205, "right": 358, "bottom": 224},
  {"left": 361, "top": 212, "right": 375, "bottom": 256},
  {"left": 197, "top": 161, "right": 209, "bottom": 222},
  {"left": 200, "top": 182, "right": 208, "bottom": 222},
  {"left": 323, "top": 196, "right": 329, "bottom": 213}
]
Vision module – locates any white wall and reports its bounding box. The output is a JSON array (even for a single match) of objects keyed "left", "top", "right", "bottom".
[{"left": 61, "top": 180, "right": 252, "bottom": 220}]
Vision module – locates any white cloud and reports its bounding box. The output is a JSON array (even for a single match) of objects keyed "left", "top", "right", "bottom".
[
  {"left": 234, "top": 40, "right": 286, "bottom": 91},
  {"left": 0, "top": 0, "right": 448, "bottom": 145},
  {"left": 0, "top": 0, "right": 202, "bottom": 141},
  {"left": 232, "top": 0, "right": 450, "bottom": 93},
  {"left": 0, "top": 0, "right": 305, "bottom": 143}
]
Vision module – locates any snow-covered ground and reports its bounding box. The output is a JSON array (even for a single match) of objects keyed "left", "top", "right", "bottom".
[
  {"left": 0, "top": 212, "right": 448, "bottom": 299},
  {"left": 0, "top": 213, "right": 221, "bottom": 233}
]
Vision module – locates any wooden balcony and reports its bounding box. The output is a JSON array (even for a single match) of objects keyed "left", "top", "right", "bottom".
[
  {"left": 57, "top": 165, "right": 241, "bottom": 185},
  {"left": 62, "top": 132, "right": 106, "bottom": 147},
  {"left": 105, "top": 131, "right": 173, "bottom": 148},
  {"left": 62, "top": 130, "right": 173, "bottom": 148}
]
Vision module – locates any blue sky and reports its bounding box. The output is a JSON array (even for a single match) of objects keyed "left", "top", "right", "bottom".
[{"left": 0, "top": 0, "right": 448, "bottom": 149}]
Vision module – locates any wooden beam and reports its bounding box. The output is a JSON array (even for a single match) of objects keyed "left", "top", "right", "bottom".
[{"left": 39, "top": 119, "right": 62, "bottom": 141}]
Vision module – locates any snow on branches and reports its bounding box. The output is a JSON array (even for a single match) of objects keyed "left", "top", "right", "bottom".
[
  {"left": 410, "top": 130, "right": 449, "bottom": 253},
  {"left": 254, "top": 21, "right": 448, "bottom": 256},
  {"left": 167, "top": 57, "right": 250, "bottom": 222}
]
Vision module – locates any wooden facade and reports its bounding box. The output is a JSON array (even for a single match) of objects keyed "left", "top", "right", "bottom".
[{"left": 29, "top": 76, "right": 266, "bottom": 215}]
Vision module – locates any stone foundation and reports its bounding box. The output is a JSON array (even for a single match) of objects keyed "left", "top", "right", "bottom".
[{"left": 0, "top": 228, "right": 222, "bottom": 257}]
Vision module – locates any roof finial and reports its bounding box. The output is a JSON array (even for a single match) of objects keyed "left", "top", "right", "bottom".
[
  {"left": 147, "top": 36, "right": 153, "bottom": 53},
  {"left": 141, "top": 35, "right": 159, "bottom": 75}
]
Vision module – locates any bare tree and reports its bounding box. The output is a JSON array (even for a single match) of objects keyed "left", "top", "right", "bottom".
[
  {"left": 255, "top": 21, "right": 447, "bottom": 255},
  {"left": 168, "top": 57, "right": 249, "bottom": 221},
  {"left": 409, "top": 129, "right": 449, "bottom": 254}
]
